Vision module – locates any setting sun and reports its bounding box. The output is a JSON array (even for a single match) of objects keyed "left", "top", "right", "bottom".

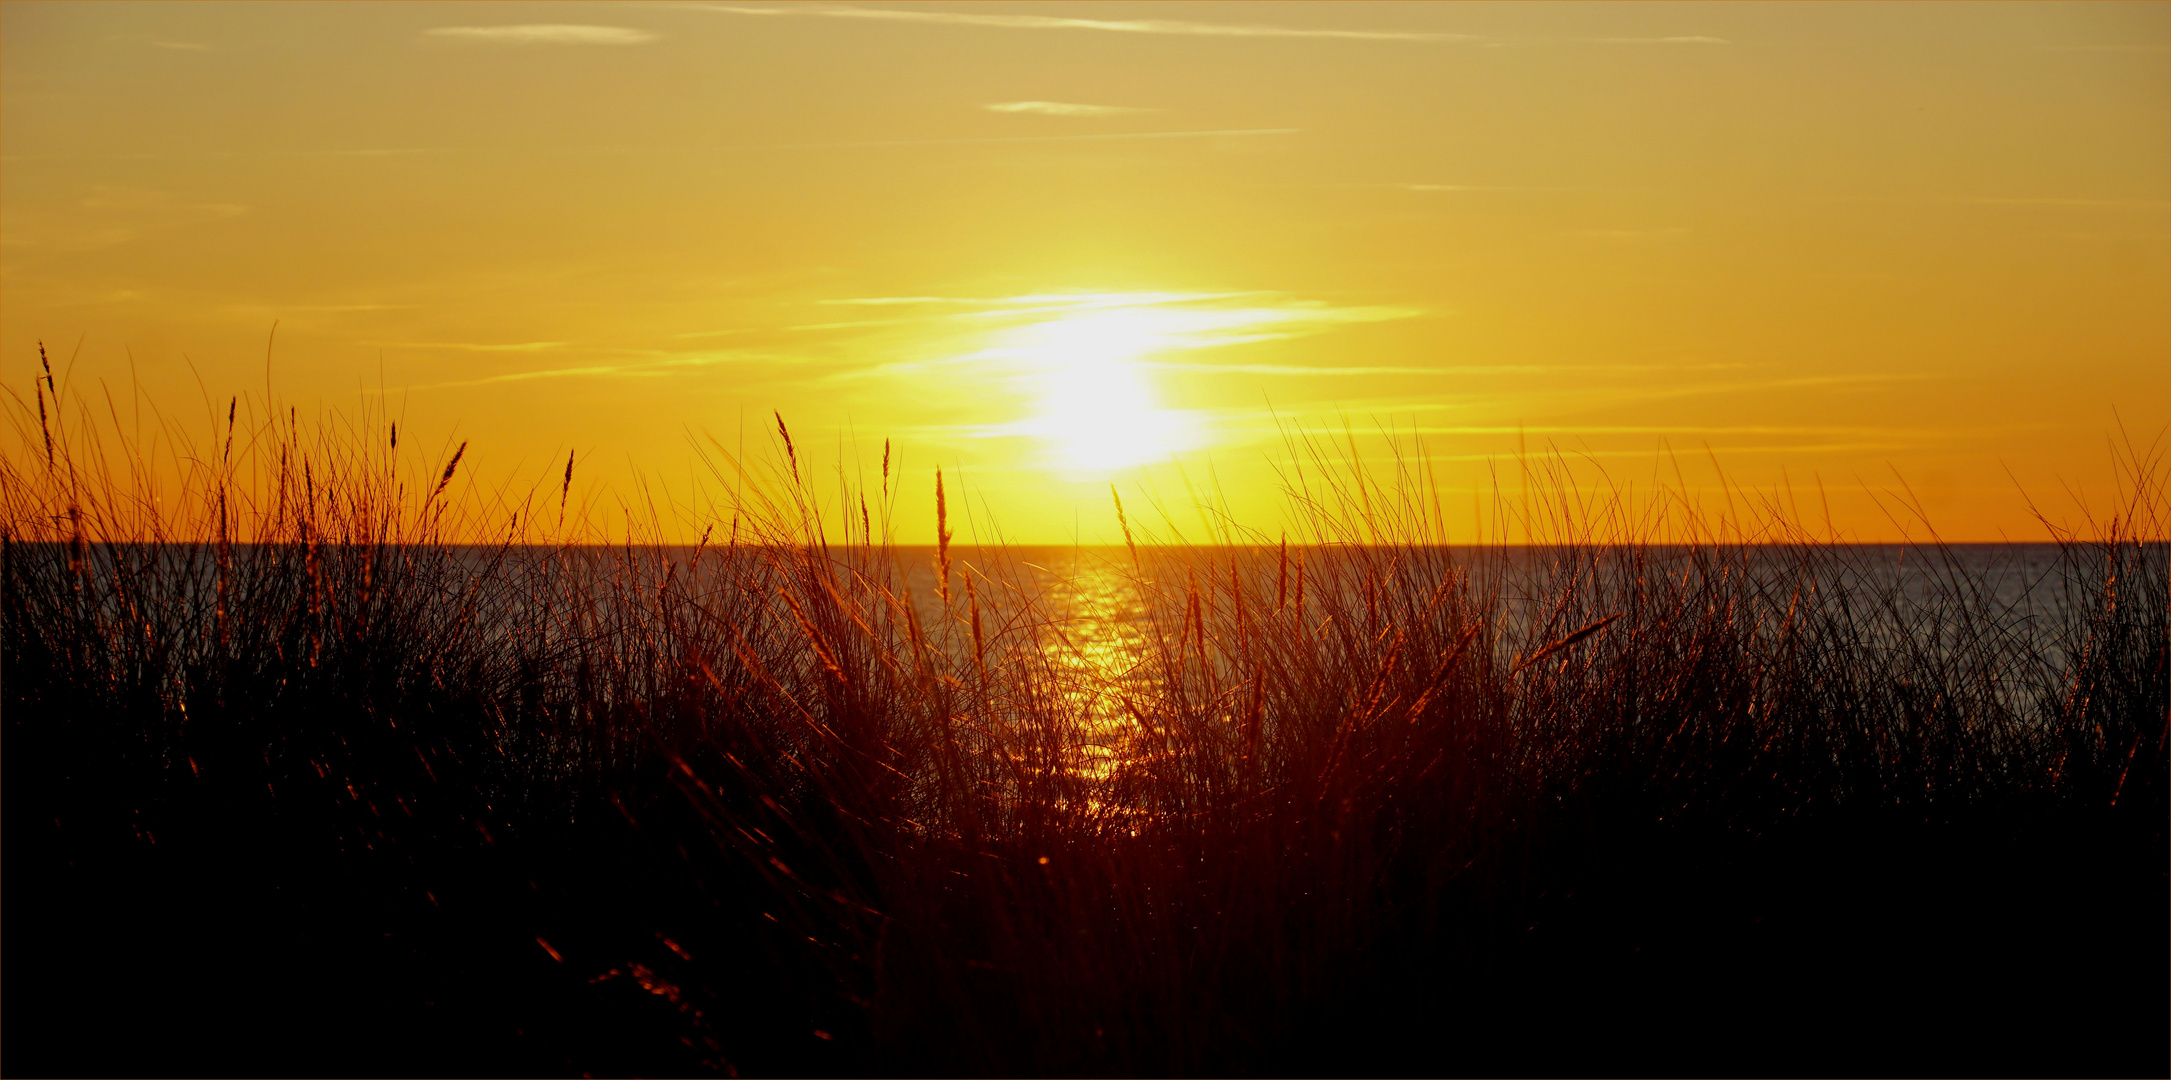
[
  {"left": 1001, "top": 306, "right": 1204, "bottom": 472},
  {"left": 4, "top": 1, "right": 2161, "bottom": 542},
  {"left": 5, "top": 5, "right": 2164, "bottom": 1077}
]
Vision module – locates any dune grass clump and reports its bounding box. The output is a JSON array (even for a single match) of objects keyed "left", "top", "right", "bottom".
[{"left": 4, "top": 377, "right": 2165, "bottom": 1076}]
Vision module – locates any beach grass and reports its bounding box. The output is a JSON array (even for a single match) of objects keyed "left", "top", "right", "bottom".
[{"left": 4, "top": 378, "right": 2165, "bottom": 1076}]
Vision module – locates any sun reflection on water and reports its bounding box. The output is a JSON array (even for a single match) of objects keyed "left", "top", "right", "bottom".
[
  {"left": 911, "top": 549, "right": 1163, "bottom": 787},
  {"left": 1033, "top": 553, "right": 1158, "bottom": 782}
]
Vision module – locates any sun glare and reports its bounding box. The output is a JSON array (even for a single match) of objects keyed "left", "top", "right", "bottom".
[{"left": 1006, "top": 309, "right": 1202, "bottom": 474}]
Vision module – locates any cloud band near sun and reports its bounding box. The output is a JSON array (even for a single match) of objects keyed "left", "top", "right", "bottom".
[
  {"left": 688, "top": 4, "right": 1471, "bottom": 42},
  {"left": 985, "top": 101, "right": 1156, "bottom": 117},
  {"left": 424, "top": 25, "right": 659, "bottom": 45}
]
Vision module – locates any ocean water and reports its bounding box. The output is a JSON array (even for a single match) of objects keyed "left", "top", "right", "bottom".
[
  {"left": 26, "top": 539, "right": 2127, "bottom": 660},
  {"left": 51, "top": 539, "right": 2110, "bottom": 653},
  {"left": 889, "top": 542, "right": 2097, "bottom": 652},
  {"left": 17, "top": 537, "right": 2154, "bottom": 783},
  {"left": 864, "top": 543, "right": 2136, "bottom": 756}
]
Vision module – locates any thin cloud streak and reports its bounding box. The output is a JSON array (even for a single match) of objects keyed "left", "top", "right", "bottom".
[
  {"left": 1390, "top": 184, "right": 1630, "bottom": 193},
  {"left": 817, "top": 296, "right": 978, "bottom": 306},
  {"left": 4, "top": 130, "right": 1295, "bottom": 164},
  {"left": 986, "top": 101, "right": 1155, "bottom": 117},
  {"left": 685, "top": 7, "right": 1730, "bottom": 48},
  {"left": 672, "top": 328, "right": 765, "bottom": 339},
  {"left": 1189, "top": 371, "right": 1943, "bottom": 423},
  {"left": 905, "top": 429, "right": 1904, "bottom": 457},
  {"left": 1399, "top": 424, "right": 1966, "bottom": 437},
  {"left": 424, "top": 25, "right": 660, "bottom": 45},
  {"left": 1145, "top": 362, "right": 1758, "bottom": 376},
  {"left": 687, "top": 3, "right": 1473, "bottom": 41},
  {"left": 369, "top": 365, "right": 632, "bottom": 392},
  {"left": 1576, "top": 36, "right": 1729, "bottom": 45},
  {"left": 1594, "top": 372, "right": 1945, "bottom": 407},
  {"left": 820, "top": 294, "right": 1429, "bottom": 384},
  {"left": 1408, "top": 442, "right": 1914, "bottom": 462},
  {"left": 1149, "top": 364, "right": 1447, "bottom": 376},
  {"left": 949, "top": 292, "right": 1270, "bottom": 317},
  {"left": 1967, "top": 197, "right": 2171, "bottom": 209},
  {"left": 366, "top": 340, "right": 569, "bottom": 352},
  {"left": 807, "top": 291, "right": 1266, "bottom": 315},
  {"left": 784, "top": 318, "right": 930, "bottom": 332},
  {"left": 776, "top": 128, "right": 1300, "bottom": 149},
  {"left": 2029, "top": 43, "right": 2170, "bottom": 53},
  {"left": 375, "top": 350, "right": 795, "bottom": 392}
]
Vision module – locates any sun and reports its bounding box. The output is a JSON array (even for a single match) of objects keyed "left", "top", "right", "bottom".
[{"left": 1007, "top": 309, "right": 1203, "bottom": 474}]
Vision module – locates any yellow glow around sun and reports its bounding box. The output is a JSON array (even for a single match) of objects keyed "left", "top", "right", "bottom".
[{"left": 1004, "top": 309, "right": 1203, "bottom": 474}]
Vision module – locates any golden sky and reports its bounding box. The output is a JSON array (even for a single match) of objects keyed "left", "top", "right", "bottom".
[{"left": 5, "top": 1, "right": 2166, "bottom": 543}]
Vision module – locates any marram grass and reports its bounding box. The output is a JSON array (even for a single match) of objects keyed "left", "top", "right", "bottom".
[{"left": 4, "top": 383, "right": 2165, "bottom": 1076}]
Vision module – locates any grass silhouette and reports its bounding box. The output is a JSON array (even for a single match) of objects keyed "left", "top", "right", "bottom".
[{"left": 4, "top": 372, "right": 2164, "bottom": 1076}]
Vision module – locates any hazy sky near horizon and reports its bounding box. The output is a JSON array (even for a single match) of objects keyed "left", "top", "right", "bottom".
[{"left": 4, "top": 1, "right": 2166, "bottom": 542}]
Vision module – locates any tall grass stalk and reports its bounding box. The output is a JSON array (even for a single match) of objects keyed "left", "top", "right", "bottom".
[{"left": 5, "top": 383, "right": 2164, "bottom": 1076}]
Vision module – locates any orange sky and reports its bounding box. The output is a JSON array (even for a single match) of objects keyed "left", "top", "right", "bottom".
[{"left": 4, "top": 1, "right": 2166, "bottom": 543}]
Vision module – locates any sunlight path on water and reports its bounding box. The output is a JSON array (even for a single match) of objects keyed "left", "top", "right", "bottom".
[
  {"left": 1034, "top": 551, "right": 1157, "bottom": 783},
  {"left": 901, "top": 548, "right": 1160, "bottom": 787},
  {"left": 892, "top": 543, "right": 2093, "bottom": 795}
]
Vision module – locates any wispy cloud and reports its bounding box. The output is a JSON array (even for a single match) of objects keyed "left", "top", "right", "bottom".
[
  {"left": 812, "top": 291, "right": 1264, "bottom": 315},
  {"left": 952, "top": 292, "right": 1267, "bottom": 317},
  {"left": 784, "top": 317, "right": 930, "bottom": 332},
  {"left": 1576, "top": 36, "right": 1728, "bottom": 45},
  {"left": 985, "top": 101, "right": 1156, "bottom": 117},
  {"left": 1408, "top": 442, "right": 1912, "bottom": 463},
  {"left": 7, "top": 129, "right": 1295, "bottom": 165},
  {"left": 653, "top": 351, "right": 789, "bottom": 368},
  {"left": 1149, "top": 364, "right": 1444, "bottom": 376},
  {"left": 221, "top": 302, "right": 417, "bottom": 317},
  {"left": 2029, "top": 230, "right": 2171, "bottom": 241},
  {"left": 424, "top": 25, "right": 659, "bottom": 45},
  {"left": 672, "top": 327, "right": 765, "bottom": 339},
  {"left": 1967, "top": 197, "right": 2171, "bottom": 209},
  {"left": 372, "top": 365, "right": 636, "bottom": 393},
  {"left": 816, "top": 296, "right": 978, "bottom": 306},
  {"left": 1390, "top": 184, "right": 1623, "bottom": 194},
  {"left": 1404, "top": 424, "right": 1957, "bottom": 437},
  {"left": 1207, "top": 372, "right": 1942, "bottom": 423},
  {"left": 672, "top": 293, "right": 1381, "bottom": 354},
  {"left": 454, "top": 365, "right": 629, "bottom": 384},
  {"left": 1146, "top": 362, "right": 1740, "bottom": 377},
  {"left": 2029, "top": 43, "right": 2170, "bottom": 53},
  {"left": 687, "top": 4, "right": 1472, "bottom": 42},
  {"left": 77, "top": 187, "right": 247, "bottom": 220},
  {"left": 828, "top": 293, "right": 1428, "bottom": 384},
  {"left": 687, "top": 7, "right": 1731, "bottom": 48},
  {"left": 1550, "top": 227, "right": 1693, "bottom": 241},
  {"left": 780, "top": 128, "right": 1299, "bottom": 149},
  {"left": 3, "top": 187, "right": 249, "bottom": 251},
  {"left": 372, "top": 348, "right": 801, "bottom": 392},
  {"left": 1618, "top": 372, "right": 1944, "bottom": 405},
  {"left": 366, "top": 340, "right": 569, "bottom": 352}
]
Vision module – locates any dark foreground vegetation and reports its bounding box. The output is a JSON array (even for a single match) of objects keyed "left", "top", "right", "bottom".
[{"left": 5, "top": 391, "right": 2166, "bottom": 1077}]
